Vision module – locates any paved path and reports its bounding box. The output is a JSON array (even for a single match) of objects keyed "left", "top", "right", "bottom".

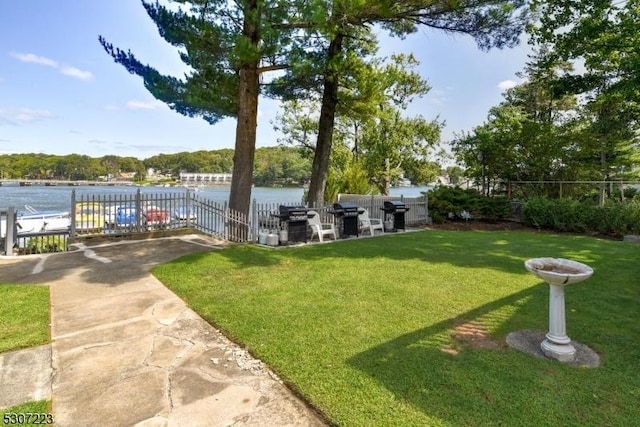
[{"left": 0, "top": 235, "right": 326, "bottom": 426}]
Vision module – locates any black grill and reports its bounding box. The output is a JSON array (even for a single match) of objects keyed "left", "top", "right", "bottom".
[
  {"left": 279, "top": 205, "right": 308, "bottom": 222},
  {"left": 381, "top": 200, "right": 410, "bottom": 232},
  {"left": 277, "top": 205, "right": 309, "bottom": 243},
  {"left": 332, "top": 202, "right": 360, "bottom": 237}
]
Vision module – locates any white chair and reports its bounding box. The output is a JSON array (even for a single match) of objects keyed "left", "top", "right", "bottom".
[
  {"left": 307, "top": 210, "right": 337, "bottom": 243},
  {"left": 359, "top": 208, "right": 384, "bottom": 236}
]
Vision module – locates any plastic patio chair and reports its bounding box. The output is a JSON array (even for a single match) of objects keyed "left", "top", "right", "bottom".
[
  {"left": 307, "top": 210, "right": 337, "bottom": 243},
  {"left": 358, "top": 208, "right": 384, "bottom": 236}
]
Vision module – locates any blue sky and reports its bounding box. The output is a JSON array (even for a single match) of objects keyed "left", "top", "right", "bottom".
[{"left": 0, "top": 1, "right": 531, "bottom": 160}]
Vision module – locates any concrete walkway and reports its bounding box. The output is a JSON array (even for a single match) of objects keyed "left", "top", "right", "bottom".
[{"left": 0, "top": 235, "right": 326, "bottom": 426}]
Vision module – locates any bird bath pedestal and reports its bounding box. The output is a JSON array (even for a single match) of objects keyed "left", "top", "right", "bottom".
[{"left": 525, "top": 258, "right": 593, "bottom": 362}]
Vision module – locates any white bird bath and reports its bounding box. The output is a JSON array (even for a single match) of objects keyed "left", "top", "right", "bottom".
[{"left": 525, "top": 258, "right": 593, "bottom": 362}]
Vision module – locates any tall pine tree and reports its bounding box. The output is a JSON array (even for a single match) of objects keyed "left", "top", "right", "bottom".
[{"left": 99, "top": 0, "right": 305, "bottom": 219}]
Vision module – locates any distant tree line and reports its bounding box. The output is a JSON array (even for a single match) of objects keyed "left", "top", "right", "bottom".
[
  {"left": 453, "top": 1, "right": 640, "bottom": 201},
  {"left": 0, "top": 146, "right": 311, "bottom": 187},
  {"left": 0, "top": 153, "right": 146, "bottom": 182}
]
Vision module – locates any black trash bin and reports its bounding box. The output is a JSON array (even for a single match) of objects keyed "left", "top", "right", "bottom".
[
  {"left": 332, "top": 202, "right": 360, "bottom": 238},
  {"left": 381, "top": 200, "right": 410, "bottom": 232},
  {"left": 276, "top": 205, "right": 309, "bottom": 243}
]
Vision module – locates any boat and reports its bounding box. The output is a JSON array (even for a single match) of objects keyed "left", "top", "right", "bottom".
[
  {"left": 395, "top": 177, "right": 413, "bottom": 188},
  {"left": 1, "top": 205, "right": 71, "bottom": 237},
  {"left": 74, "top": 202, "right": 105, "bottom": 233}
]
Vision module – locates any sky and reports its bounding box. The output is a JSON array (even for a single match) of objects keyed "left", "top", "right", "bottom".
[{"left": 0, "top": 1, "right": 532, "bottom": 160}]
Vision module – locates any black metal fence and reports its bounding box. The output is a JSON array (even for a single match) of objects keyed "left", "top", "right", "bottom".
[{"left": 1, "top": 209, "right": 70, "bottom": 255}]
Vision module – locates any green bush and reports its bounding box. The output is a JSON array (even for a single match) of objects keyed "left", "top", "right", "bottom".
[
  {"left": 595, "top": 201, "right": 640, "bottom": 236},
  {"left": 524, "top": 197, "right": 640, "bottom": 237},
  {"left": 24, "top": 235, "right": 67, "bottom": 254},
  {"left": 428, "top": 187, "right": 512, "bottom": 223},
  {"left": 428, "top": 187, "right": 479, "bottom": 223},
  {"left": 523, "top": 197, "right": 593, "bottom": 232},
  {"left": 477, "top": 197, "right": 512, "bottom": 222}
]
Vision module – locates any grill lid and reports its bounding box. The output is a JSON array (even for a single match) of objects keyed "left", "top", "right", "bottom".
[
  {"left": 278, "top": 205, "right": 309, "bottom": 219},
  {"left": 333, "top": 202, "right": 360, "bottom": 217},
  {"left": 382, "top": 200, "right": 409, "bottom": 212},
  {"left": 333, "top": 202, "right": 359, "bottom": 212}
]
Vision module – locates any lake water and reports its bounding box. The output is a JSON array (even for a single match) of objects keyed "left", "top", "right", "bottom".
[{"left": 0, "top": 183, "right": 431, "bottom": 212}]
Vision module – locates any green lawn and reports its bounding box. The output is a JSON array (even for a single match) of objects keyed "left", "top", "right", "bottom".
[
  {"left": 153, "top": 230, "right": 640, "bottom": 426},
  {"left": 0, "top": 285, "right": 50, "bottom": 353}
]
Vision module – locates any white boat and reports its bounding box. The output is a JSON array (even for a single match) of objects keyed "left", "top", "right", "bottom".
[
  {"left": 1, "top": 205, "right": 71, "bottom": 237},
  {"left": 395, "top": 177, "right": 413, "bottom": 187}
]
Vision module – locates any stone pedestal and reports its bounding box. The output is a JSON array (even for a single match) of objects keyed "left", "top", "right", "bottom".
[
  {"left": 524, "top": 257, "right": 593, "bottom": 363},
  {"left": 541, "top": 283, "right": 576, "bottom": 362}
]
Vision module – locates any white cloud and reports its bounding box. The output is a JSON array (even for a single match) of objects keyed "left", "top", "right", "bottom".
[
  {"left": 497, "top": 80, "right": 518, "bottom": 90},
  {"left": 126, "top": 100, "right": 164, "bottom": 110},
  {"left": 0, "top": 76, "right": 5, "bottom": 83},
  {"left": 11, "top": 52, "right": 58, "bottom": 67},
  {"left": 0, "top": 108, "right": 55, "bottom": 125},
  {"left": 60, "top": 66, "right": 93, "bottom": 81},
  {"left": 11, "top": 52, "right": 93, "bottom": 81}
]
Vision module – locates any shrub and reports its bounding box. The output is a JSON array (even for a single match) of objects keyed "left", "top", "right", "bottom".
[
  {"left": 24, "top": 235, "right": 67, "bottom": 254},
  {"left": 428, "top": 187, "right": 512, "bottom": 223},
  {"left": 524, "top": 197, "right": 640, "bottom": 237},
  {"left": 595, "top": 201, "right": 640, "bottom": 236},
  {"left": 477, "top": 197, "right": 512, "bottom": 222},
  {"left": 428, "top": 187, "right": 480, "bottom": 223}
]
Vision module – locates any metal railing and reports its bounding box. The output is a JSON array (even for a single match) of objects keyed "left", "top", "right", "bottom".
[
  {"left": 2, "top": 208, "right": 70, "bottom": 256},
  {"left": 1, "top": 208, "right": 16, "bottom": 255},
  {"left": 2, "top": 190, "right": 431, "bottom": 256},
  {"left": 15, "top": 231, "right": 70, "bottom": 255},
  {"left": 72, "top": 189, "right": 192, "bottom": 236}
]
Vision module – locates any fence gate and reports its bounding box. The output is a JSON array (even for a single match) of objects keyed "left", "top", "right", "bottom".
[{"left": 191, "top": 196, "right": 251, "bottom": 243}]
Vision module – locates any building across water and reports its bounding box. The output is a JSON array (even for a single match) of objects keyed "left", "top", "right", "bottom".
[{"left": 179, "top": 172, "right": 232, "bottom": 185}]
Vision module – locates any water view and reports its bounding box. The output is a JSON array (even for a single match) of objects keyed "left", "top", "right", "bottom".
[{"left": 0, "top": 183, "right": 431, "bottom": 212}]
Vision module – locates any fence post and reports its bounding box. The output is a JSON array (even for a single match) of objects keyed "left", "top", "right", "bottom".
[
  {"left": 135, "top": 188, "right": 142, "bottom": 232},
  {"left": 223, "top": 201, "right": 229, "bottom": 241},
  {"left": 185, "top": 189, "right": 191, "bottom": 228},
  {"left": 252, "top": 199, "right": 258, "bottom": 242},
  {"left": 424, "top": 192, "right": 430, "bottom": 224},
  {"left": 70, "top": 189, "right": 76, "bottom": 237},
  {"left": 4, "top": 207, "right": 16, "bottom": 255}
]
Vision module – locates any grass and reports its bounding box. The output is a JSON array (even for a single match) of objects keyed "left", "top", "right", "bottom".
[
  {"left": 153, "top": 230, "right": 640, "bottom": 426},
  {"left": 0, "top": 285, "right": 50, "bottom": 353},
  {"left": 0, "top": 401, "right": 52, "bottom": 426}
]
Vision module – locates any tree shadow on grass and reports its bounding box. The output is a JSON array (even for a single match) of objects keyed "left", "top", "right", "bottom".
[
  {"left": 346, "top": 283, "right": 631, "bottom": 426},
  {"left": 0, "top": 238, "right": 219, "bottom": 287},
  {"left": 211, "top": 229, "right": 628, "bottom": 278}
]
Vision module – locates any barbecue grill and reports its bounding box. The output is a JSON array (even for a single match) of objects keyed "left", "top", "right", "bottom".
[
  {"left": 332, "top": 202, "right": 360, "bottom": 237},
  {"left": 276, "top": 205, "right": 309, "bottom": 243},
  {"left": 381, "top": 200, "right": 410, "bottom": 232}
]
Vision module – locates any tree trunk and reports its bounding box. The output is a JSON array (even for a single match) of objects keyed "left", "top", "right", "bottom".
[
  {"left": 307, "top": 33, "right": 344, "bottom": 208},
  {"left": 598, "top": 151, "right": 606, "bottom": 206},
  {"left": 383, "top": 157, "right": 391, "bottom": 195},
  {"left": 229, "top": 66, "right": 259, "bottom": 218},
  {"left": 229, "top": 1, "right": 260, "bottom": 221}
]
